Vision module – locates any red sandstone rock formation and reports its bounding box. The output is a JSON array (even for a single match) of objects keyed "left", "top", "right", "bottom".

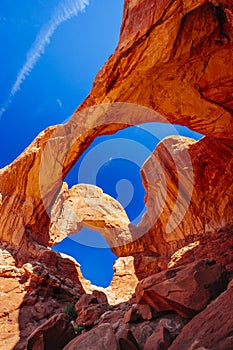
[
  {"left": 49, "top": 183, "right": 131, "bottom": 249},
  {"left": 169, "top": 286, "right": 233, "bottom": 350},
  {"left": 26, "top": 314, "right": 75, "bottom": 350},
  {"left": 81, "top": 0, "right": 233, "bottom": 137},
  {"left": 0, "top": 0, "right": 233, "bottom": 349},
  {"left": 135, "top": 259, "right": 227, "bottom": 318},
  {"left": 63, "top": 323, "right": 119, "bottom": 350},
  {"left": 129, "top": 135, "right": 233, "bottom": 275}
]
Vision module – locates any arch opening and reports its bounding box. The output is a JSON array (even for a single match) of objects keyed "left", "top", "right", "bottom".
[{"left": 52, "top": 122, "right": 202, "bottom": 288}]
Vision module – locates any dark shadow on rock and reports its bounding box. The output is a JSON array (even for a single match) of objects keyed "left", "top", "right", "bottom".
[{"left": 2, "top": 236, "right": 85, "bottom": 350}]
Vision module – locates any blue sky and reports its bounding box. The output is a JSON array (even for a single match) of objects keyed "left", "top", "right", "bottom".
[
  {"left": 0, "top": 0, "right": 123, "bottom": 167},
  {"left": 1, "top": 1, "right": 202, "bottom": 287}
]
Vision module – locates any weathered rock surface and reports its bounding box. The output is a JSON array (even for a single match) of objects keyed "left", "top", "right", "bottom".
[
  {"left": 168, "top": 226, "right": 233, "bottom": 279},
  {"left": 83, "top": 310, "right": 185, "bottom": 350},
  {"left": 128, "top": 135, "right": 233, "bottom": 274},
  {"left": 123, "top": 304, "right": 153, "bottom": 323},
  {"left": 0, "top": 275, "right": 28, "bottom": 349},
  {"left": 50, "top": 183, "right": 132, "bottom": 249},
  {"left": 82, "top": 256, "right": 139, "bottom": 305},
  {"left": 0, "top": 242, "right": 85, "bottom": 350},
  {"left": 144, "top": 326, "right": 172, "bottom": 350},
  {"left": 133, "top": 252, "right": 160, "bottom": 280},
  {"left": 169, "top": 287, "right": 233, "bottom": 350},
  {"left": 0, "top": 0, "right": 233, "bottom": 349},
  {"left": 63, "top": 323, "right": 119, "bottom": 350},
  {"left": 75, "top": 291, "right": 110, "bottom": 327},
  {"left": 26, "top": 313, "right": 75, "bottom": 350},
  {"left": 136, "top": 259, "right": 228, "bottom": 318},
  {"left": 0, "top": 247, "right": 136, "bottom": 349},
  {"left": 46, "top": 133, "right": 233, "bottom": 271},
  {"left": 127, "top": 313, "right": 186, "bottom": 350},
  {"left": 82, "top": 0, "right": 233, "bottom": 137},
  {"left": 115, "top": 324, "right": 140, "bottom": 350}
]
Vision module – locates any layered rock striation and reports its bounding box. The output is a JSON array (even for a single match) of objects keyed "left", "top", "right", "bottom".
[{"left": 0, "top": 0, "right": 233, "bottom": 349}]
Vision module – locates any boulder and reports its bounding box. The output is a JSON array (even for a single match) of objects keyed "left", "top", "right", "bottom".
[
  {"left": 123, "top": 304, "right": 153, "bottom": 323},
  {"left": 76, "top": 303, "right": 110, "bottom": 327},
  {"left": 144, "top": 326, "right": 172, "bottom": 350},
  {"left": 136, "top": 259, "right": 228, "bottom": 318},
  {"left": 75, "top": 291, "right": 110, "bottom": 327},
  {"left": 75, "top": 293, "right": 98, "bottom": 313},
  {"left": 169, "top": 287, "right": 233, "bottom": 350},
  {"left": 97, "top": 310, "right": 125, "bottom": 328},
  {"left": 92, "top": 290, "right": 108, "bottom": 304},
  {"left": 26, "top": 313, "right": 75, "bottom": 350},
  {"left": 63, "top": 323, "right": 119, "bottom": 350},
  {"left": 128, "top": 313, "right": 186, "bottom": 349},
  {"left": 115, "top": 323, "right": 140, "bottom": 350}
]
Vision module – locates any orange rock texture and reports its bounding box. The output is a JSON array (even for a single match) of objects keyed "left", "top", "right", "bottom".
[
  {"left": 0, "top": 0, "right": 233, "bottom": 349},
  {"left": 49, "top": 183, "right": 131, "bottom": 249},
  {"left": 81, "top": 0, "right": 233, "bottom": 137},
  {"left": 126, "top": 135, "right": 233, "bottom": 275}
]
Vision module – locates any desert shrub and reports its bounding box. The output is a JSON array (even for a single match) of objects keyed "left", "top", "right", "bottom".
[
  {"left": 63, "top": 303, "right": 77, "bottom": 320},
  {"left": 73, "top": 325, "right": 84, "bottom": 333}
]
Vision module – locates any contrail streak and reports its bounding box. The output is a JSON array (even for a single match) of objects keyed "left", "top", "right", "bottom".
[{"left": 0, "top": 0, "right": 89, "bottom": 119}]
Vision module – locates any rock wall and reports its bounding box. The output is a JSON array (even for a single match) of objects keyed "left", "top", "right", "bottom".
[
  {"left": 129, "top": 135, "right": 233, "bottom": 269},
  {"left": 0, "top": 1, "right": 233, "bottom": 348}
]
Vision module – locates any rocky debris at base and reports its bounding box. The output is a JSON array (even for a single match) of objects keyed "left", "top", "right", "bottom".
[
  {"left": 22, "top": 258, "right": 231, "bottom": 350},
  {"left": 75, "top": 291, "right": 111, "bottom": 327}
]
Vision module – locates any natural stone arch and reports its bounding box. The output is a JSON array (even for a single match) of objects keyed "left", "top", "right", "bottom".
[
  {"left": 0, "top": 0, "right": 232, "bottom": 261},
  {"left": 49, "top": 182, "right": 131, "bottom": 251}
]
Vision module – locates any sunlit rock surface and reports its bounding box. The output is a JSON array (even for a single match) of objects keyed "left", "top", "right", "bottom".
[
  {"left": 81, "top": 256, "right": 139, "bottom": 306},
  {"left": 126, "top": 135, "right": 233, "bottom": 274},
  {"left": 49, "top": 183, "right": 131, "bottom": 250},
  {"left": 0, "top": 0, "right": 233, "bottom": 349},
  {"left": 80, "top": 0, "right": 233, "bottom": 137},
  {"left": 136, "top": 259, "right": 228, "bottom": 318},
  {"left": 0, "top": 0, "right": 232, "bottom": 253}
]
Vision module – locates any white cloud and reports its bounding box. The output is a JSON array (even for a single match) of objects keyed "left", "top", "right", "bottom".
[
  {"left": 56, "top": 98, "right": 63, "bottom": 108},
  {"left": 0, "top": 0, "right": 89, "bottom": 119}
]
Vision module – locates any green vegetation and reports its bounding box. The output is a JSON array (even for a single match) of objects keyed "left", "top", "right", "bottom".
[
  {"left": 73, "top": 325, "right": 85, "bottom": 333},
  {"left": 63, "top": 303, "right": 77, "bottom": 320}
]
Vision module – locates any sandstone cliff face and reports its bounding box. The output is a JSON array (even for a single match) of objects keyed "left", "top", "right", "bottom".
[
  {"left": 0, "top": 0, "right": 233, "bottom": 349},
  {"left": 128, "top": 135, "right": 233, "bottom": 273}
]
